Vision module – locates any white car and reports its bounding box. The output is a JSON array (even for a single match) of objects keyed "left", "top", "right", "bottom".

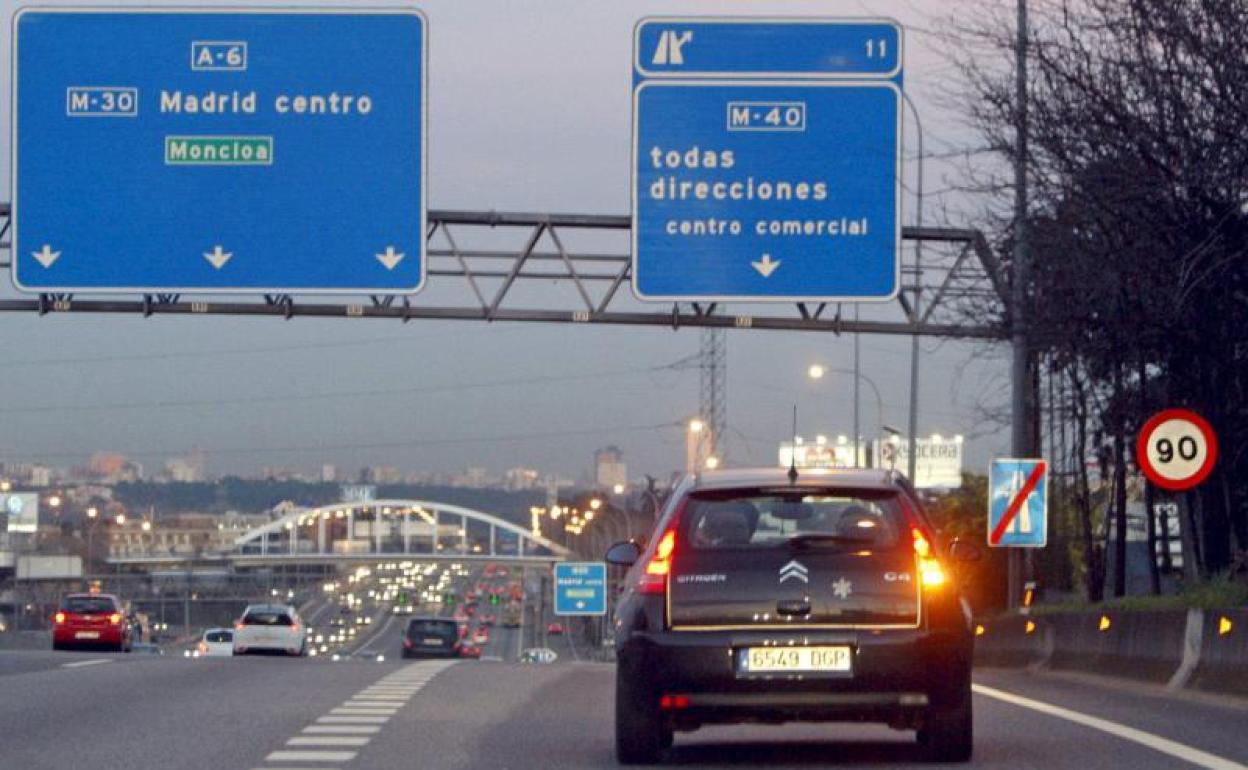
[
  {"left": 232, "top": 604, "right": 307, "bottom": 656},
  {"left": 196, "top": 627, "right": 235, "bottom": 657}
]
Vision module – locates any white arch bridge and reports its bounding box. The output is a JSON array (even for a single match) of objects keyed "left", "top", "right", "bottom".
[{"left": 229, "top": 500, "right": 571, "bottom": 566}]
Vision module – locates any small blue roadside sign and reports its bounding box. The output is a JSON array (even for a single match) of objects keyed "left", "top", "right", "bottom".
[
  {"left": 12, "top": 8, "right": 426, "bottom": 293},
  {"left": 554, "top": 562, "right": 607, "bottom": 616},
  {"left": 631, "top": 18, "right": 903, "bottom": 302},
  {"left": 988, "top": 459, "right": 1048, "bottom": 548}
]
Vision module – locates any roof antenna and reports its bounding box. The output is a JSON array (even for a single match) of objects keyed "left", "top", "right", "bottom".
[{"left": 787, "top": 405, "right": 799, "bottom": 485}]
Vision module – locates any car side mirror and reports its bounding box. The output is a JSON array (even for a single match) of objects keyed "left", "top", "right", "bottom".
[
  {"left": 605, "top": 541, "right": 642, "bottom": 566},
  {"left": 948, "top": 539, "right": 982, "bottom": 563}
]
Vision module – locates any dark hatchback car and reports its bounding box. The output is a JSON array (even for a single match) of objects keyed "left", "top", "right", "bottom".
[
  {"left": 607, "top": 468, "right": 980, "bottom": 764},
  {"left": 402, "top": 617, "right": 460, "bottom": 659}
]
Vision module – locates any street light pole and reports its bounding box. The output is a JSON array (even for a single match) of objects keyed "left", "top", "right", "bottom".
[
  {"left": 1009, "top": 0, "right": 1032, "bottom": 609},
  {"left": 902, "top": 90, "right": 926, "bottom": 484},
  {"left": 853, "top": 306, "right": 861, "bottom": 467}
]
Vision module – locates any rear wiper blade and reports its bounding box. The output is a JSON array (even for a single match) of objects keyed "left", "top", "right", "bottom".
[{"left": 785, "top": 533, "right": 875, "bottom": 549}]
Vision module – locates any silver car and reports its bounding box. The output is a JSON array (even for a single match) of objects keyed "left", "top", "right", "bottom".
[{"left": 232, "top": 604, "right": 307, "bottom": 656}]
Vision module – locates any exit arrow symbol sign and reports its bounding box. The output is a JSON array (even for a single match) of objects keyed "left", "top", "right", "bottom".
[
  {"left": 751, "top": 253, "right": 781, "bottom": 277},
  {"left": 376, "top": 245, "right": 405, "bottom": 270},
  {"left": 203, "top": 245, "right": 233, "bottom": 270},
  {"left": 32, "top": 244, "right": 61, "bottom": 268}
]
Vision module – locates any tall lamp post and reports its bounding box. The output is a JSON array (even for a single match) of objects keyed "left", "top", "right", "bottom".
[
  {"left": 808, "top": 364, "right": 885, "bottom": 467},
  {"left": 85, "top": 507, "right": 98, "bottom": 579}
]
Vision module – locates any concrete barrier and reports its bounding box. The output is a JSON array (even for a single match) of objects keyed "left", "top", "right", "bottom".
[
  {"left": 974, "top": 608, "right": 1247, "bottom": 698},
  {"left": 1188, "top": 609, "right": 1248, "bottom": 697}
]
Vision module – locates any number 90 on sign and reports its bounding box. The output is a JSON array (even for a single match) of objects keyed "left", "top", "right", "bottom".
[{"left": 1137, "top": 409, "right": 1218, "bottom": 491}]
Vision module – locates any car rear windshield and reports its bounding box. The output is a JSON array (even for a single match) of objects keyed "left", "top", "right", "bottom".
[
  {"left": 681, "top": 488, "right": 908, "bottom": 550},
  {"left": 62, "top": 596, "right": 117, "bottom": 614},
  {"left": 242, "top": 610, "right": 293, "bottom": 626},
  {"left": 205, "top": 630, "right": 233, "bottom": 643},
  {"left": 407, "top": 620, "right": 456, "bottom": 639}
]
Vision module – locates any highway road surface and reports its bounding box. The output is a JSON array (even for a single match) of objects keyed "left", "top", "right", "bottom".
[{"left": 0, "top": 649, "right": 1245, "bottom": 770}]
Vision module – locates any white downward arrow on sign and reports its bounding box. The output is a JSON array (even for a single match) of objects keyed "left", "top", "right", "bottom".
[
  {"left": 376, "top": 246, "right": 405, "bottom": 270},
  {"left": 33, "top": 244, "right": 61, "bottom": 268},
  {"left": 203, "top": 245, "right": 233, "bottom": 270},
  {"left": 752, "top": 253, "right": 781, "bottom": 277}
]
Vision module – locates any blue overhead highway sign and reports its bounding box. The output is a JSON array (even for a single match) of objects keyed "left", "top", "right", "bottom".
[
  {"left": 554, "top": 562, "right": 607, "bottom": 616},
  {"left": 12, "top": 8, "right": 426, "bottom": 293},
  {"left": 631, "top": 18, "right": 903, "bottom": 302}
]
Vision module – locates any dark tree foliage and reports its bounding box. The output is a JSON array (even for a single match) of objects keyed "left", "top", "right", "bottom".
[{"left": 954, "top": 0, "right": 1248, "bottom": 596}]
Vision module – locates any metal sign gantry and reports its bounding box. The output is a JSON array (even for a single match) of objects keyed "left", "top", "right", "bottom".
[{"left": 0, "top": 204, "right": 1006, "bottom": 339}]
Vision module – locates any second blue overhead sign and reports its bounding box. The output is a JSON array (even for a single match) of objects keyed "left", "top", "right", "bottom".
[{"left": 631, "top": 18, "right": 904, "bottom": 302}]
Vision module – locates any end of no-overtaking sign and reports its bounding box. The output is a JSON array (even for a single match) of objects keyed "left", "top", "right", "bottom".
[{"left": 1137, "top": 408, "right": 1218, "bottom": 491}]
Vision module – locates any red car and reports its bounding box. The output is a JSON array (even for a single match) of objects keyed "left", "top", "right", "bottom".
[
  {"left": 52, "top": 593, "right": 133, "bottom": 652},
  {"left": 547, "top": 622, "right": 565, "bottom": 636},
  {"left": 459, "top": 644, "right": 482, "bottom": 659}
]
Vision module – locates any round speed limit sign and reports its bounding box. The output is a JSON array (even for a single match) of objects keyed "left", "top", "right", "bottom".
[{"left": 1136, "top": 409, "right": 1218, "bottom": 491}]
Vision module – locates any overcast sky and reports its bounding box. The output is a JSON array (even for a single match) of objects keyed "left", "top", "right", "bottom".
[{"left": 0, "top": 0, "right": 1015, "bottom": 482}]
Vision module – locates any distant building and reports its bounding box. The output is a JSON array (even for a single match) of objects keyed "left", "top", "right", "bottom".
[
  {"left": 89, "top": 452, "right": 130, "bottom": 480},
  {"left": 452, "top": 467, "right": 491, "bottom": 488},
  {"left": 594, "top": 446, "right": 627, "bottom": 490},
  {"left": 165, "top": 451, "right": 206, "bottom": 483},
  {"left": 320, "top": 464, "right": 338, "bottom": 483},
  {"left": 503, "top": 467, "right": 540, "bottom": 491},
  {"left": 362, "top": 465, "right": 403, "bottom": 485}
]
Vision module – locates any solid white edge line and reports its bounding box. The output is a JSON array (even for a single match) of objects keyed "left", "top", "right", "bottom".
[
  {"left": 972, "top": 684, "right": 1248, "bottom": 770},
  {"left": 61, "top": 659, "right": 112, "bottom": 669}
]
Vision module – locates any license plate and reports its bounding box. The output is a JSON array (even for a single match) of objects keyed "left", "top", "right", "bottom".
[
  {"left": 739, "top": 645, "right": 852, "bottom": 674},
  {"left": 422, "top": 637, "right": 443, "bottom": 645},
  {"left": 75, "top": 631, "right": 100, "bottom": 640}
]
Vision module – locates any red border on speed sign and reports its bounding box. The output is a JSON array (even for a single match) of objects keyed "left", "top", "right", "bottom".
[{"left": 1137, "top": 408, "right": 1218, "bottom": 491}]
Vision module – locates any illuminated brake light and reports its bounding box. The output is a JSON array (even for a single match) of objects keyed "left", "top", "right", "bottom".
[
  {"left": 911, "top": 528, "right": 945, "bottom": 587},
  {"left": 54, "top": 612, "right": 66, "bottom": 624},
  {"left": 108, "top": 613, "right": 123, "bottom": 625},
  {"left": 235, "top": 622, "right": 245, "bottom": 632},
  {"left": 638, "top": 530, "right": 676, "bottom": 594},
  {"left": 660, "top": 694, "right": 691, "bottom": 710}
]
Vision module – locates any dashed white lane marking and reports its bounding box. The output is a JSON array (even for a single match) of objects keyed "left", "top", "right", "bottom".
[
  {"left": 256, "top": 661, "right": 455, "bottom": 770},
  {"left": 287, "top": 737, "right": 372, "bottom": 747},
  {"left": 302, "top": 726, "right": 382, "bottom": 735},
  {"left": 973, "top": 684, "right": 1248, "bottom": 770},
  {"left": 61, "top": 659, "right": 112, "bottom": 669},
  {"left": 264, "top": 750, "right": 356, "bottom": 762}
]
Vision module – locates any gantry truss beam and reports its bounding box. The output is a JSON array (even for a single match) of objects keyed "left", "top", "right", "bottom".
[{"left": 0, "top": 205, "right": 1006, "bottom": 339}]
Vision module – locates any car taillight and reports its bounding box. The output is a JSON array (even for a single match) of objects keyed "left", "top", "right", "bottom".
[
  {"left": 911, "top": 528, "right": 946, "bottom": 587},
  {"left": 234, "top": 622, "right": 245, "bottom": 632},
  {"left": 109, "top": 613, "right": 123, "bottom": 625},
  {"left": 403, "top": 639, "right": 413, "bottom": 648},
  {"left": 638, "top": 529, "right": 676, "bottom": 595},
  {"left": 54, "top": 612, "right": 66, "bottom": 624}
]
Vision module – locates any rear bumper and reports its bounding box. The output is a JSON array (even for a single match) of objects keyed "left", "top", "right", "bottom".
[
  {"left": 618, "top": 627, "right": 970, "bottom": 726},
  {"left": 402, "top": 646, "right": 459, "bottom": 658},
  {"left": 53, "top": 626, "right": 125, "bottom": 647}
]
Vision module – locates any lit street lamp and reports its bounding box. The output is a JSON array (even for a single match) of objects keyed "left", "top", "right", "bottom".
[{"left": 85, "top": 507, "right": 98, "bottom": 576}]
